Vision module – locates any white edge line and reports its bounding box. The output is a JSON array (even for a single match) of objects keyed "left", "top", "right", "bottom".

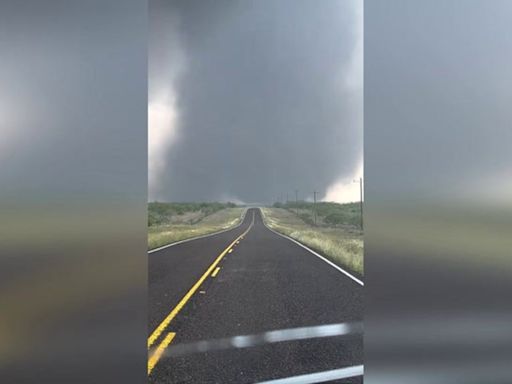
[
  {"left": 148, "top": 208, "right": 248, "bottom": 254},
  {"left": 254, "top": 365, "right": 364, "bottom": 384},
  {"left": 259, "top": 208, "right": 364, "bottom": 286}
]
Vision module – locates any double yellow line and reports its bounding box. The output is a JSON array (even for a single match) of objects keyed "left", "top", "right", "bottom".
[{"left": 147, "top": 211, "right": 254, "bottom": 374}]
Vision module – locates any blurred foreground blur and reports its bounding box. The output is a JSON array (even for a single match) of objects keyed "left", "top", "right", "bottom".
[
  {"left": 366, "top": 202, "right": 512, "bottom": 383},
  {"left": 0, "top": 1, "right": 147, "bottom": 382},
  {"left": 366, "top": 1, "right": 512, "bottom": 382},
  {"left": 1, "top": 203, "right": 147, "bottom": 382}
]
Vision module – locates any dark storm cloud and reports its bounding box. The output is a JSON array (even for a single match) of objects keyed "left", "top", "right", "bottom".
[
  {"left": 151, "top": 0, "right": 362, "bottom": 202},
  {"left": 365, "top": 0, "right": 512, "bottom": 202},
  {"left": 0, "top": 0, "right": 146, "bottom": 200}
]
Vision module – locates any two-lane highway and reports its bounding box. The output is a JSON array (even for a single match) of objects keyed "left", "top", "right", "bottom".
[{"left": 148, "top": 208, "right": 363, "bottom": 383}]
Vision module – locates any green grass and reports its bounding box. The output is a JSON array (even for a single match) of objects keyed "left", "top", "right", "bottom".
[
  {"left": 148, "top": 201, "right": 237, "bottom": 226},
  {"left": 261, "top": 207, "right": 363, "bottom": 276},
  {"left": 273, "top": 201, "right": 362, "bottom": 228},
  {"left": 148, "top": 205, "right": 244, "bottom": 250}
]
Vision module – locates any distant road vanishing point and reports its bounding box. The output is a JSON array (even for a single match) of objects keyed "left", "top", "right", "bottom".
[{"left": 148, "top": 208, "right": 363, "bottom": 383}]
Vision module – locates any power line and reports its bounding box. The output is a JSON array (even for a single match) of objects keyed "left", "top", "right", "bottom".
[
  {"left": 359, "top": 177, "right": 363, "bottom": 230},
  {"left": 353, "top": 177, "right": 363, "bottom": 230},
  {"left": 295, "top": 189, "right": 299, "bottom": 216},
  {"left": 313, "top": 190, "right": 317, "bottom": 226}
]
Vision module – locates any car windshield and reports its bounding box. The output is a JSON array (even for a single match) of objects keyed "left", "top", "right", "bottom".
[{"left": 148, "top": 1, "right": 363, "bottom": 382}]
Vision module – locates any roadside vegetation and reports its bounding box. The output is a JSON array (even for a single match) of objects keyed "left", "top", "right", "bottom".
[
  {"left": 148, "top": 202, "right": 243, "bottom": 250},
  {"left": 262, "top": 201, "right": 363, "bottom": 276},
  {"left": 272, "top": 201, "right": 361, "bottom": 228}
]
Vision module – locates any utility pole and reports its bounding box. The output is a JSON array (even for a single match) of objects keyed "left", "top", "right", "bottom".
[
  {"left": 286, "top": 192, "right": 289, "bottom": 205},
  {"left": 313, "top": 191, "right": 317, "bottom": 226},
  {"left": 295, "top": 189, "right": 299, "bottom": 216},
  {"left": 354, "top": 177, "right": 363, "bottom": 230},
  {"left": 359, "top": 177, "right": 363, "bottom": 230}
]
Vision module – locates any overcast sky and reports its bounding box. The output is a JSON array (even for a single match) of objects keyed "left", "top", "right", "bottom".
[
  {"left": 0, "top": 0, "right": 146, "bottom": 202},
  {"left": 364, "top": 0, "right": 512, "bottom": 206},
  {"left": 149, "top": 0, "right": 363, "bottom": 203}
]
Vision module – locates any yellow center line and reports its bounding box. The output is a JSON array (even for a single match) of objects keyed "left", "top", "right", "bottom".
[
  {"left": 147, "top": 212, "right": 254, "bottom": 349},
  {"left": 228, "top": 249, "right": 233, "bottom": 253},
  {"left": 211, "top": 267, "right": 221, "bottom": 277},
  {"left": 148, "top": 332, "right": 176, "bottom": 375}
]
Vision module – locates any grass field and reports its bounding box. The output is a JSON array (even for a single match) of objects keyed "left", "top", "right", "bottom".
[
  {"left": 261, "top": 206, "right": 363, "bottom": 276},
  {"left": 148, "top": 202, "right": 244, "bottom": 250},
  {"left": 273, "top": 201, "right": 362, "bottom": 228}
]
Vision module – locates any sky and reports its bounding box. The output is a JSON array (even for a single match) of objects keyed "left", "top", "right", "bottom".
[
  {"left": 0, "top": 0, "right": 146, "bottom": 202},
  {"left": 149, "top": 0, "right": 363, "bottom": 203},
  {"left": 365, "top": 0, "right": 512, "bottom": 206}
]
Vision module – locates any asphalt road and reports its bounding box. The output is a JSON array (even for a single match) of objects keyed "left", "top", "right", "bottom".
[{"left": 148, "top": 208, "right": 363, "bottom": 383}]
